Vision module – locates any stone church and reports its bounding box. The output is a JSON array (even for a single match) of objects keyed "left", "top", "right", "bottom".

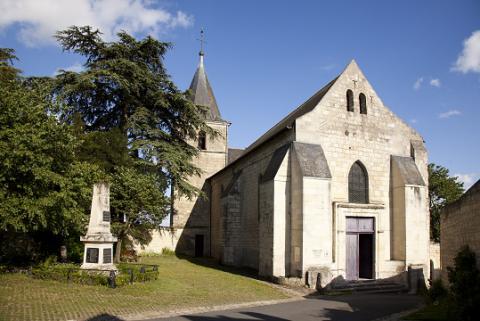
[{"left": 140, "top": 50, "right": 431, "bottom": 286}]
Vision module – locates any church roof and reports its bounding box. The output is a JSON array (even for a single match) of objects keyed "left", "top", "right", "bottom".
[
  {"left": 188, "top": 53, "right": 223, "bottom": 121},
  {"left": 261, "top": 144, "right": 290, "bottom": 182},
  {"left": 391, "top": 156, "right": 426, "bottom": 186},
  {"left": 208, "top": 75, "right": 338, "bottom": 180},
  {"left": 261, "top": 142, "right": 332, "bottom": 182},
  {"left": 243, "top": 76, "right": 338, "bottom": 156},
  {"left": 227, "top": 148, "right": 244, "bottom": 164},
  {"left": 292, "top": 142, "right": 332, "bottom": 178}
]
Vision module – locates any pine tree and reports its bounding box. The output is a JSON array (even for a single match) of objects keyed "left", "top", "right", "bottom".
[{"left": 54, "top": 26, "right": 213, "bottom": 260}]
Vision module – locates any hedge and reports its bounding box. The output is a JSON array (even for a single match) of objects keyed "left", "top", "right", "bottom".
[{"left": 30, "top": 263, "right": 159, "bottom": 288}]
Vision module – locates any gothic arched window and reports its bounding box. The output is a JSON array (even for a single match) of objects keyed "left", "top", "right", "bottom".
[
  {"left": 359, "top": 93, "right": 367, "bottom": 114},
  {"left": 346, "top": 89, "right": 354, "bottom": 112},
  {"left": 348, "top": 161, "right": 369, "bottom": 203},
  {"left": 198, "top": 131, "right": 206, "bottom": 150}
]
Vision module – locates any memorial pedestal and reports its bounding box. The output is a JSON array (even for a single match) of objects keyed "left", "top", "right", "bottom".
[{"left": 80, "top": 183, "right": 117, "bottom": 271}]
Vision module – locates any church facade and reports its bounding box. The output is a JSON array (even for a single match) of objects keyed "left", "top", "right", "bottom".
[{"left": 141, "top": 52, "right": 430, "bottom": 287}]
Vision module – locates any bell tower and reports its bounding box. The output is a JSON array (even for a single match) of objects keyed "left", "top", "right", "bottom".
[{"left": 172, "top": 30, "right": 229, "bottom": 256}]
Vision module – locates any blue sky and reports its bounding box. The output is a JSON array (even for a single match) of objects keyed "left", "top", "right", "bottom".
[{"left": 1, "top": 0, "right": 479, "bottom": 188}]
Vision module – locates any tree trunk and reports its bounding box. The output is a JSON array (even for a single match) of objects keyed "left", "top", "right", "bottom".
[{"left": 114, "top": 238, "right": 122, "bottom": 263}]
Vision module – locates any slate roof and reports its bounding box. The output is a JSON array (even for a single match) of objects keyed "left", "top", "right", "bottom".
[
  {"left": 292, "top": 142, "right": 332, "bottom": 178},
  {"left": 228, "top": 148, "right": 244, "bottom": 165},
  {"left": 391, "top": 156, "right": 426, "bottom": 186},
  {"left": 188, "top": 54, "right": 223, "bottom": 121},
  {"left": 261, "top": 144, "right": 290, "bottom": 182},
  {"left": 208, "top": 76, "right": 339, "bottom": 180},
  {"left": 242, "top": 77, "right": 338, "bottom": 156}
]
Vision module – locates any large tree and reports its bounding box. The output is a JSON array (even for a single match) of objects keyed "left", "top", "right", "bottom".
[
  {"left": 0, "top": 49, "right": 100, "bottom": 263},
  {"left": 53, "top": 26, "right": 213, "bottom": 260},
  {"left": 428, "top": 163, "right": 464, "bottom": 242}
]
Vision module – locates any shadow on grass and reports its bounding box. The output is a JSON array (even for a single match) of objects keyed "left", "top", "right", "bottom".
[
  {"left": 174, "top": 254, "right": 261, "bottom": 280},
  {"left": 85, "top": 313, "right": 124, "bottom": 321},
  {"left": 181, "top": 311, "right": 290, "bottom": 321}
]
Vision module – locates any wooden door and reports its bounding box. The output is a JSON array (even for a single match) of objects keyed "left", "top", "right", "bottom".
[
  {"left": 346, "top": 233, "right": 358, "bottom": 280},
  {"left": 345, "top": 217, "right": 375, "bottom": 280},
  {"left": 359, "top": 233, "right": 374, "bottom": 279},
  {"left": 195, "top": 235, "right": 204, "bottom": 257}
]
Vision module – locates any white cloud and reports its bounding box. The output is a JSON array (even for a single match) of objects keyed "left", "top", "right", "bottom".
[
  {"left": 320, "top": 63, "right": 336, "bottom": 71},
  {"left": 0, "top": 0, "right": 194, "bottom": 47},
  {"left": 413, "top": 77, "right": 424, "bottom": 90},
  {"left": 53, "top": 62, "right": 84, "bottom": 76},
  {"left": 438, "top": 109, "right": 462, "bottom": 119},
  {"left": 454, "top": 173, "right": 479, "bottom": 190},
  {"left": 429, "top": 78, "right": 441, "bottom": 87},
  {"left": 452, "top": 30, "right": 480, "bottom": 74},
  {"left": 410, "top": 119, "right": 418, "bottom": 124}
]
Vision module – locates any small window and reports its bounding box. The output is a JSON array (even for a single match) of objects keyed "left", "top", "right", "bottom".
[
  {"left": 348, "top": 161, "right": 369, "bottom": 204},
  {"left": 86, "top": 248, "right": 99, "bottom": 263},
  {"left": 198, "top": 131, "right": 206, "bottom": 150},
  {"left": 103, "top": 248, "right": 112, "bottom": 264},
  {"left": 346, "top": 89, "right": 354, "bottom": 112},
  {"left": 359, "top": 93, "right": 367, "bottom": 114}
]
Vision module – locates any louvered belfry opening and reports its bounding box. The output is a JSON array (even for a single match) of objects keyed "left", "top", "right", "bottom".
[
  {"left": 359, "top": 93, "right": 367, "bottom": 114},
  {"left": 198, "top": 131, "right": 207, "bottom": 150},
  {"left": 348, "top": 161, "right": 369, "bottom": 203},
  {"left": 346, "top": 89, "right": 354, "bottom": 112}
]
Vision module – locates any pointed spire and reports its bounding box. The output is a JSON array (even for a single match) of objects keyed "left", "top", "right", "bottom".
[
  {"left": 188, "top": 29, "right": 222, "bottom": 121},
  {"left": 198, "top": 28, "right": 205, "bottom": 57}
]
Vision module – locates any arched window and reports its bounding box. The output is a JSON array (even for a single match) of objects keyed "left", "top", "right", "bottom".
[
  {"left": 346, "top": 89, "right": 354, "bottom": 112},
  {"left": 348, "top": 161, "right": 369, "bottom": 203},
  {"left": 359, "top": 93, "right": 367, "bottom": 114},
  {"left": 198, "top": 131, "right": 206, "bottom": 150}
]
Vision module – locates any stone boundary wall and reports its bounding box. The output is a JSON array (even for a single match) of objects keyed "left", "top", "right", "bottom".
[{"left": 440, "top": 183, "right": 480, "bottom": 283}]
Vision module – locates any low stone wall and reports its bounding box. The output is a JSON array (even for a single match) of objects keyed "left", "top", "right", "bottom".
[
  {"left": 429, "top": 242, "right": 441, "bottom": 280},
  {"left": 133, "top": 227, "right": 180, "bottom": 254}
]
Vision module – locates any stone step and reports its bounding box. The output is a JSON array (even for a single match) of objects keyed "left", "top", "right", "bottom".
[
  {"left": 329, "top": 280, "right": 407, "bottom": 293},
  {"left": 333, "top": 282, "right": 400, "bottom": 289}
]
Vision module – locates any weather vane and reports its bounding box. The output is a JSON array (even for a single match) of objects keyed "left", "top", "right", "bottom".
[{"left": 197, "top": 28, "right": 207, "bottom": 56}]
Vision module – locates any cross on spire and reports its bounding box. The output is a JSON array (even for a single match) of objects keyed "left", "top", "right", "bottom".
[{"left": 197, "top": 28, "right": 207, "bottom": 56}]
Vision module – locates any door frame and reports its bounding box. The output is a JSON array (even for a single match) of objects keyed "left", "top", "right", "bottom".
[{"left": 345, "top": 216, "right": 376, "bottom": 280}]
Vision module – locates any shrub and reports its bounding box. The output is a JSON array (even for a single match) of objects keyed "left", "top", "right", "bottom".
[
  {"left": 161, "top": 248, "right": 175, "bottom": 256},
  {"left": 117, "top": 263, "right": 159, "bottom": 283},
  {"left": 426, "top": 279, "right": 448, "bottom": 304},
  {"left": 447, "top": 245, "right": 480, "bottom": 321},
  {"left": 31, "top": 262, "right": 158, "bottom": 287}
]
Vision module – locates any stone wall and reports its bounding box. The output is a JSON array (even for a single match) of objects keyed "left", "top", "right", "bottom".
[
  {"left": 134, "top": 228, "right": 180, "bottom": 254},
  {"left": 294, "top": 61, "right": 430, "bottom": 280},
  {"left": 430, "top": 242, "right": 441, "bottom": 280},
  {"left": 210, "top": 130, "right": 295, "bottom": 270},
  {"left": 441, "top": 181, "right": 480, "bottom": 284},
  {"left": 208, "top": 60, "right": 430, "bottom": 283}
]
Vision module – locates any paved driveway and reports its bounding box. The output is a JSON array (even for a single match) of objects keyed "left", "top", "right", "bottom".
[{"left": 155, "top": 293, "right": 421, "bottom": 321}]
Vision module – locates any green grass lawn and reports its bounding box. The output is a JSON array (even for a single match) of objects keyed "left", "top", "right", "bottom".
[{"left": 0, "top": 255, "right": 290, "bottom": 321}]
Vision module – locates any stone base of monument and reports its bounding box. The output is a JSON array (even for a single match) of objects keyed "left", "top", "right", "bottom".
[{"left": 80, "top": 235, "right": 118, "bottom": 271}]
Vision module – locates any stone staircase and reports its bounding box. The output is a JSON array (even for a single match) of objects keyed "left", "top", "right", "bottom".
[{"left": 328, "top": 279, "right": 408, "bottom": 294}]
